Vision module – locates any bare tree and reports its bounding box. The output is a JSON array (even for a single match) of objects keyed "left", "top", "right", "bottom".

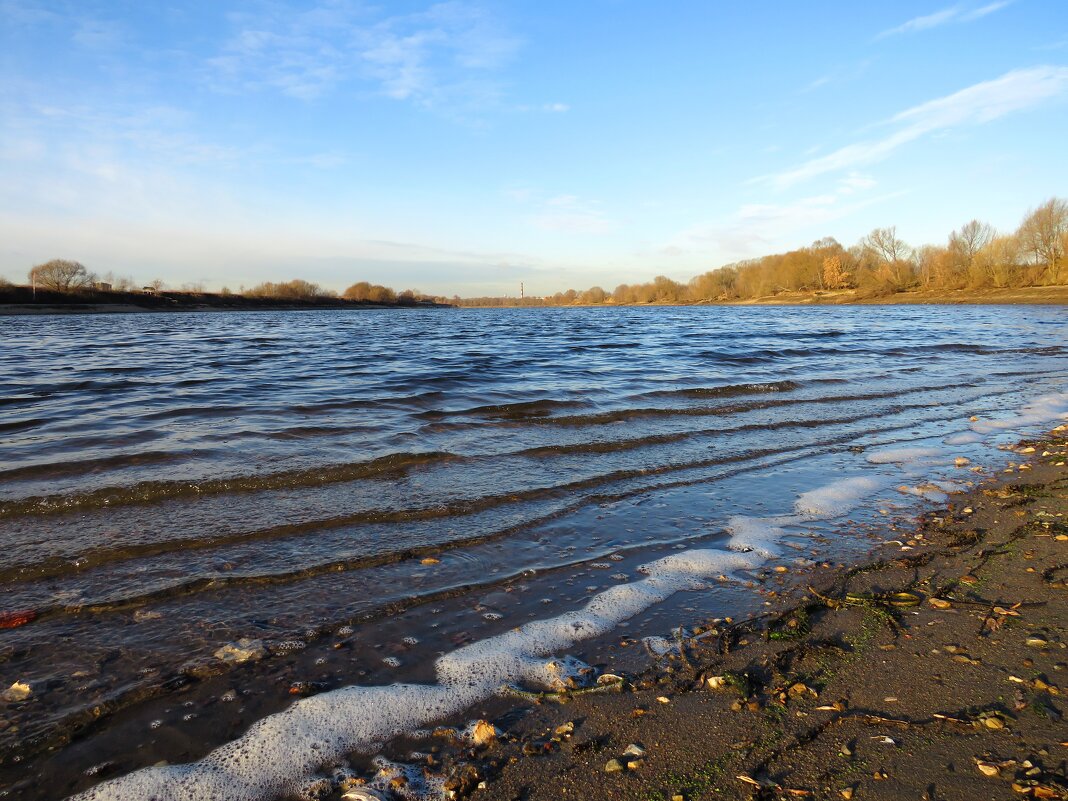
[
  {"left": 1018, "top": 198, "right": 1068, "bottom": 281},
  {"left": 948, "top": 220, "right": 995, "bottom": 266},
  {"left": 28, "top": 259, "right": 94, "bottom": 292},
  {"left": 861, "top": 227, "right": 914, "bottom": 287}
]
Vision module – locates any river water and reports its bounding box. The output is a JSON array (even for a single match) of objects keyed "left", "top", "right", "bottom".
[{"left": 1, "top": 305, "right": 1066, "bottom": 800}]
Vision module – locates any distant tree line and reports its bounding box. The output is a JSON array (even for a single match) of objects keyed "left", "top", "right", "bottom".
[
  {"left": 443, "top": 197, "right": 1068, "bottom": 306},
  {"left": 10, "top": 263, "right": 436, "bottom": 307},
  {"left": 10, "top": 197, "right": 1065, "bottom": 307}
]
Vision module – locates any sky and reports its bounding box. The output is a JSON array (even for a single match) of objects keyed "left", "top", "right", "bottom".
[{"left": 1, "top": 1, "right": 1066, "bottom": 296}]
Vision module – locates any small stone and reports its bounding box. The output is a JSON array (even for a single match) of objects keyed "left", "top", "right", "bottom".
[
  {"left": 929, "top": 598, "right": 952, "bottom": 609},
  {"left": 984, "top": 716, "right": 1005, "bottom": 730},
  {"left": 773, "top": 565, "right": 788, "bottom": 573},
  {"left": 960, "top": 575, "right": 979, "bottom": 585},
  {"left": 706, "top": 676, "right": 727, "bottom": 689},
  {"left": 604, "top": 759, "right": 624, "bottom": 773},
  {"left": 420, "top": 557, "right": 441, "bottom": 565},
  {"left": 626, "top": 760, "right": 643, "bottom": 770},
  {"left": 471, "top": 720, "right": 499, "bottom": 746},
  {"left": 1, "top": 682, "right": 31, "bottom": 702},
  {"left": 554, "top": 721, "right": 574, "bottom": 736},
  {"left": 840, "top": 788, "right": 854, "bottom": 800},
  {"left": 955, "top": 457, "right": 971, "bottom": 467},
  {"left": 214, "top": 638, "right": 266, "bottom": 664},
  {"left": 622, "top": 743, "right": 646, "bottom": 758},
  {"left": 1026, "top": 637, "right": 1049, "bottom": 648},
  {"left": 976, "top": 762, "right": 1000, "bottom": 776},
  {"left": 656, "top": 696, "right": 670, "bottom": 704}
]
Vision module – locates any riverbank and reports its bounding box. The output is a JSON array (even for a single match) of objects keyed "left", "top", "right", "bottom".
[
  {"left": 455, "top": 285, "right": 1068, "bottom": 309},
  {"left": 0, "top": 286, "right": 450, "bottom": 314},
  {"left": 439, "top": 430, "right": 1068, "bottom": 801}
]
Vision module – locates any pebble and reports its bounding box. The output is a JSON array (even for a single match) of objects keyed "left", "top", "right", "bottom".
[
  {"left": 214, "top": 638, "right": 266, "bottom": 664},
  {"left": 1, "top": 682, "right": 31, "bottom": 703},
  {"left": 604, "top": 759, "right": 624, "bottom": 773}
]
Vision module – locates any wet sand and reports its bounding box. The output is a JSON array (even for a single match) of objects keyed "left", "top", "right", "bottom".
[{"left": 431, "top": 429, "right": 1068, "bottom": 801}]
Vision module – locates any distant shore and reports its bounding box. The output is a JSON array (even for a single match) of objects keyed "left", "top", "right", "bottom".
[
  {"left": 0, "top": 289, "right": 452, "bottom": 315},
  {"left": 458, "top": 284, "right": 1068, "bottom": 308},
  {"left": 3, "top": 284, "right": 1066, "bottom": 315}
]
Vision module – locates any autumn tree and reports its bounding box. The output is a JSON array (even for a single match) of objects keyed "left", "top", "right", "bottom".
[
  {"left": 821, "top": 255, "right": 846, "bottom": 289},
  {"left": 28, "top": 259, "right": 94, "bottom": 292}
]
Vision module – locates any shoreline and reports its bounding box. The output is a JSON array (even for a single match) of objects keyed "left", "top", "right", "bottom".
[
  {"left": 426, "top": 430, "right": 1068, "bottom": 801},
  {"left": 2, "top": 285, "right": 1067, "bottom": 315},
  {"left": 36, "top": 430, "right": 1066, "bottom": 801}
]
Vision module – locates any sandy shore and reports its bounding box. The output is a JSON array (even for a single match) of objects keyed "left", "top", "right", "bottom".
[{"left": 424, "top": 430, "right": 1068, "bottom": 801}]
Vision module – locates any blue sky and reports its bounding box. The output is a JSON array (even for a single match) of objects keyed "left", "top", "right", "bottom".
[{"left": 1, "top": 1, "right": 1066, "bottom": 295}]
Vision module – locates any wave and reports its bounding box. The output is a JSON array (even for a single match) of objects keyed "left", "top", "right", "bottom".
[
  {"left": 643, "top": 379, "right": 801, "bottom": 399},
  {"left": 0, "top": 451, "right": 457, "bottom": 519}
]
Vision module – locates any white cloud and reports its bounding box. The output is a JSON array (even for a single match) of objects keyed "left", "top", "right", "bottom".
[
  {"left": 667, "top": 174, "right": 892, "bottom": 257},
  {"left": 878, "top": 5, "right": 962, "bottom": 38},
  {"left": 528, "top": 194, "right": 618, "bottom": 235},
  {"left": 762, "top": 66, "right": 1068, "bottom": 189},
  {"left": 206, "top": 1, "right": 520, "bottom": 108},
  {"left": 876, "top": 1, "right": 1012, "bottom": 38}
]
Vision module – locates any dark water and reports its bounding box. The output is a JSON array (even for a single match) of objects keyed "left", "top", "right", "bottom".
[{"left": 1, "top": 305, "right": 1066, "bottom": 799}]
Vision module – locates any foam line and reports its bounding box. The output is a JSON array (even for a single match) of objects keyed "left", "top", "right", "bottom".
[
  {"left": 70, "top": 392, "right": 1064, "bottom": 800},
  {"left": 970, "top": 393, "right": 1068, "bottom": 434},
  {"left": 865, "top": 446, "right": 945, "bottom": 465},
  {"left": 70, "top": 547, "right": 761, "bottom": 801}
]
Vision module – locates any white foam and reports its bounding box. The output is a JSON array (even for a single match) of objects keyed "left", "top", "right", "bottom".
[
  {"left": 865, "top": 446, "right": 945, "bottom": 465},
  {"left": 944, "top": 431, "right": 984, "bottom": 445},
  {"left": 725, "top": 515, "right": 790, "bottom": 558},
  {"left": 71, "top": 547, "right": 760, "bottom": 801},
  {"left": 970, "top": 393, "right": 1068, "bottom": 434},
  {"left": 794, "top": 476, "right": 884, "bottom": 518},
  {"left": 71, "top": 392, "right": 1060, "bottom": 801}
]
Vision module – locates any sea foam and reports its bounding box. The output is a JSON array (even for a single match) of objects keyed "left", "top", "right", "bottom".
[{"left": 70, "top": 393, "right": 1064, "bottom": 801}]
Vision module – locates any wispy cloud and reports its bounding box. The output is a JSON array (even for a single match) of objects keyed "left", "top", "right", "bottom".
[
  {"left": 207, "top": 1, "right": 520, "bottom": 108},
  {"left": 527, "top": 194, "right": 618, "bottom": 235},
  {"left": 876, "top": 1, "right": 1013, "bottom": 39},
  {"left": 669, "top": 174, "right": 891, "bottom": 256},
  {"left": 762, "top": 66, "right": 1068, "bottom": 190}
]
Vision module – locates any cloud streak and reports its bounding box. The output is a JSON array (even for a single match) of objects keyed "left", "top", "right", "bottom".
[
  {"left": 762, "top": 66, "right": 1068, "bottom": 190},
  {"left": 207, "top": 1, "right": 520, "bottom": 107},
  {"left": 670, "top": 173, "right": 892, "bottom": 257},
  {"left": 876, "top": 1, "right": 1013, "bottom": 39}
]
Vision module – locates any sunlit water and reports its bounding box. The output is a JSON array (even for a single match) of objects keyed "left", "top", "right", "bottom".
[{"left": 1, "top": 305, "right": 1066, "bottom": 799}]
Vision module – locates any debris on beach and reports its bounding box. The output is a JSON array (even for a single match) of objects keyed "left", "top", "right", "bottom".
[
  {"left": 469, "top": 719, "right": 500, "bottom": 746},
  {"left": 213, "top": 637, "right": 266, "bottom": 663}
]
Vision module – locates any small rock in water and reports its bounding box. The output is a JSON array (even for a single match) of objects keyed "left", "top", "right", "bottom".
[
  {"left": 2, "top": 682, "right": 32, "bottom": 702},
  {"left": 382, "top": 656, "right": 402, "bottom": 668},
  {"left": 341, "top": 789, "right": 386, "bottom": 801},
  {"left": 954, "top": 457, "right": 971, "bottom": 467},
  {"left": 214, "top": 638, "right": 267, "bottom": 664}
]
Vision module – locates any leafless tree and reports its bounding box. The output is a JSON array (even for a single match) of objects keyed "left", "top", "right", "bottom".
[
  {"left": 1018, "top": 198, "right": 1068, "bottom": 280},
  {"left": 28, "top": 259, "right": 94, "bottom": 292}
]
